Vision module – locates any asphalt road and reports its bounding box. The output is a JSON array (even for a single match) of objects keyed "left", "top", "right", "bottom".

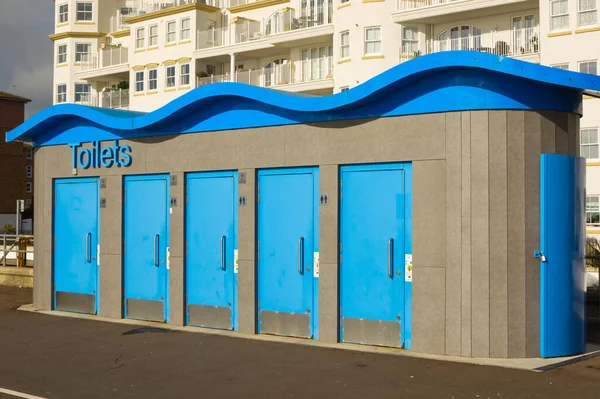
[{"left": 1, "top": 286, "right": 600, "bottom": 399}]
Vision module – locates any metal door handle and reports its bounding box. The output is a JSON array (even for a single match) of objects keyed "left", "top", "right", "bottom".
[
  {"left": 298, "top": 237, "right": 304, "bottom": 274},
  {"left": 85, "top": 233, "right": 91, "bottom": 263},
  {"left": 388, "top": 238, "right": 394, "bottom": 279},
  {"left": 220, "top": 236, "right": 226, "bottom": 271},
  {"left": 154, "top": 234, "right": 159, "bottom": 267}
]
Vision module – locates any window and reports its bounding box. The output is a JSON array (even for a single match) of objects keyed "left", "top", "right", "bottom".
[
  {"left": 166, "top": 66, "right": 176, "bottom": 87},
  {"left": 56, "top": 84, "right": 67, "bottom": 103},
  {"left": 364, "top": 26, "right": 381, "bottom": 55},
  {"left": 579, "top": 60, "right": 598, "bottom": 75},
  {"left": 180, "top": 64, "right": 190, "bottom": 86},
  {"left": 75, "top": 43, "right": 91, "bottom": 62},
  {"left": 149, "top": 69, "right": 158, "bottom": 91},
  {"left": 167, "top": 21, "right": 176, "bottom": 43},
  {"left": 340, "top": 30, "right": 349, "bottom": 59},
  {"left": 136, "top": 28, "right": 145, "bottom": 49},
  {"left": 579, "top": 0, "right": 598, "bottom": 26},
  {"left": 58, "top": 3, "right": 68, "bottom": 23},
  {"left": 438, "top": 25, "right": 482, "bottom": 51},
  {"left": 581, "top": 128, "right": 599, "bottom": 158},
  {"left": 149, "top": 25, "right": 158, "bottom": 47},
  {"left": 550, "top": 0, "right": 569, "bottom": 30},
  {"left": 207, "top": 65, "right": 216, "bottom": 75},
  {"left": 340, "top": 86, "right": 349, "bottom": 92},
  {"left": 76, "top": 2, "right": 93, "bottom": 21},
  {"left": 552, "top": 63, "right": 570, "bottom": 70},
  {"left": 135, "top": 71, "right": 144, "bottom": 92},
  {"left": 25, "top": 199, "right": 32, "bottom": 208},
  {"left": 26, "top": 148, "right": 33, "bottom": 160},
  {"left": 57, "top": 44, "right": 67, "bottom": 64},
  {"left": 587, "top": 196, "right": 600, "bottom": 223},
  {"left": 26, "top": 183, "right": 32, "bottom": 194},
  {"left": 26, "top": 165, "right": 33, "bottom": 179},
  {"left": 341, "top": 0, "right": 349, "bottom": 3},
  {"left": 74, "top": 83, "right": 91, "bottom": 103},
  {"left": 181, "top": 18, "right": 191, "bottom": 41},
  {"left": 402, "top": 27, "right": 419, "bottom": 54}
]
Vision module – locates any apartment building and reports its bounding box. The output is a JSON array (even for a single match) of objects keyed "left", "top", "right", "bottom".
[{"left": 51, "top": 0, "right": 599, "bottom": 229}]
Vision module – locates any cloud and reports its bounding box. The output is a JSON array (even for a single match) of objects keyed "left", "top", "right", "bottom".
[{"left": 0, "top": 0, "right": 54, "bottom": 119}]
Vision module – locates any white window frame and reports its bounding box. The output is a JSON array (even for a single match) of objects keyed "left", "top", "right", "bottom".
[
  {"left": 579, "top": 0, "right": 598, "bottom": 26},
  {"left": 551, "top": 63, "right": 570, "bottom": 70},
  {"left": 148, "top": 68, "right": 158, "bottom": 91},
  {"left": 149, "top": 24, "right": 158, "bottom": 47},
  {"left": 340, "top": 30, "right": 350, "bottom": 59},
  {"left": 75, "top": 43, "right": 91, "bottom": 63},
  {"left": 341, "top": 0, "right": 349, "bottom": 4},
  {"left": 550, "top": 0, "right": 570, "bottom": 31},
  {"left": 26, "top": 148, "right": 33, "bottom": 160},
  {"left": 135, "top": 71, "right": 145, "bottom": 92},
  {"left": 579, "top": 59, "right": 598, "bottom": 75},
  {"left": 181, "top": 18, "right": 191, "bottom": 41},
  {"left": 57, "top": 44, "right": 68, "bottom": 65},
  {"left": 401, "top": 26, "right": 419, "bottom": 54},
  {"left": 26, "top": 182, "right": 32, "bottom": 194},
  {"left": 136, "top": 27, "right": 145, "bottom": 49},
  {"left": 58, "top": 3, "right": 69, "bottom": 24},
  {"left": 56, "top": 84, "right": 67, "bottom": 103},
  {"left": 180, "top": 63, "right": 190, "bottom": 86},
  {"left": 25, "top": 199, "right": 32, "bottom": 208},
  {"left": 364, "top": 26, "right": 382, "bottom": 55},
  {"left": 76, "top": 1, "right": 93, "bottom": 22},
  {"left": 26, "top": 165, "right": 33, "bottom": 179},
  {"left": 340, "top": 86, "right": 349, "bottom": 92},
  {"left": 587, "top": 195, "right": 600, "bottom": 224},
  {"left": 581, "top": 127, "right": 599, "bottom": 159},
  {"left": 74, "top": 83, "right": 91, "bottom": 103},
  {"left": 166, "top": 65, "right": 176, "bottom": 88},
  {"left": 166, "top": 20, "right": 176, "bottom": 43}
]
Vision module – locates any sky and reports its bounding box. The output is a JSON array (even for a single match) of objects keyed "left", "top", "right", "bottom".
[{"left": 0, "top": 0, "right": 55, "bottom": 119}]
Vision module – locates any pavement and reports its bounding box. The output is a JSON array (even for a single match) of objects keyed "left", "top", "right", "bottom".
[{"left": 3, "top": 286, "right": 600, "bottom": 399}]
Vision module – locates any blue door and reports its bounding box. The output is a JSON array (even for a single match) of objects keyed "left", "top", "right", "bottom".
[
  {"left": 124, "top": 174, "right": 169, "bottom": 322},
  {"left": 186, "top": 171, "right": 237, "bottom": 330},
  {"left": 540, "top": 154, "right": 586, "bottom": 358},
  {"left": 340, "top": 163, "right": 412, "bottom": 348},
  {"left": 54, "top": 178, "right": 99, "bottom": 314},
  {"left": 257, "top": 168, "right": 319, "bottom": 338}
]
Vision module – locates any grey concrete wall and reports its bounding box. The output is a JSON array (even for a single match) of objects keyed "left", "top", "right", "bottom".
[{"left": 34, "top": 110, "right": 579, "bottom": 358}]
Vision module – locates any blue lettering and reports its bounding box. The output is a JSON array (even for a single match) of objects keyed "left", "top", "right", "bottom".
[
  {"left": 119, "top": 145, "right": 132, "bottom": 167},
  {"left": 79, "top": 148, "right": 92, "bottom": 169},
  {"left": 69, "top": 143, "right": 81, "bottom": 169},
  {"left": 100, "top": 147, "right": 114, "bottom": 167},
  {"left": 70, "top": 140, "right": 131, "bottom": 169}
]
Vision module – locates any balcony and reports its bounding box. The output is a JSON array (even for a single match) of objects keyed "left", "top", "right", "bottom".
[
  {"left": 392, "top": 0, "right": 534, "bottom": 24},
  {"left": 196, "top": 56, "right": 334, "bottom": 92},
  {"left": 76, "top": 47, "right": 129, "bottom": 80},
  {"left": 399, "top": 27, "right": 540, "bottom": 63},
  {"left": 80, "top": 89, "right": 130, "bottom": 109},
  {"left": 127, "top": 0, "right": 220, "bottom": 15}
]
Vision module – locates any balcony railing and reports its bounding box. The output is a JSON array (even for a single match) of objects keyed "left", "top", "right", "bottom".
[
  {"left": 396, "top": 0, "right": 461, "bottom": 11},
  {"left": 196, "top": 56, "right": 333, "bottom": 88},
  {"left": 126, "top": 0, "right": 219, "bottom": 15},
  {"left": 79, "top": 47, "right": 129, "bottom": 72},
  {"left": 399, "top": 27, "right": 540, "bottom": 63},
  {"left": 78, "top": 90, "right": 130, "bottom": 109},
  {"left": 196, "top": 6, "right": 329, "bottom": 50}
]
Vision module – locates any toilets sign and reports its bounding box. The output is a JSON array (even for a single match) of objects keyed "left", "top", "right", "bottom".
[{"left": 70, "top": 141, "right": 132, "bottom": 169}]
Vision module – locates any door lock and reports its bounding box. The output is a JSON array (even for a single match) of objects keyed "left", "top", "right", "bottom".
[{"left": 534, "top": 250, "right": 547, "bottom": 263}]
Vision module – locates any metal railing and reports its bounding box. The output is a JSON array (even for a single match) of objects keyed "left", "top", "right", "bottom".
[
  {"left": 197, "top": 56, "right": 333, "bottom": 88},
  {"left": 1, "top": 235, "right": 33, "bottom": 268},
  {"left": 399, "top": 27, "right": 540, "bottom": 63},
  {"left": 101, "top": 89, "right": 130, "bottom": 109},
  {"left": 79, "top": 47, "right": 128, "bottom": 71},
  {"left": 127, "top": 0, "right": 220, "bottom": 15},
  {"left": 396, "top": 0, "right": 461, "bottom": 11}
]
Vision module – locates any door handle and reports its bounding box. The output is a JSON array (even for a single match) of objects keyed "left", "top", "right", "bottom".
[
  {"left": 154, "top": 234, "right": 159, "bottom": 267},
  {"left": 388, "top": 238, "right": 394, "bottom": 279},
  {"left": 298, "top": 237, "right": 304, "bottom": 274},
  {"left": 85, "top": 233, "right": 91, "bottom": 263},
  {"left": 220, "top": 235, "right": 226, "bottom": 271}
]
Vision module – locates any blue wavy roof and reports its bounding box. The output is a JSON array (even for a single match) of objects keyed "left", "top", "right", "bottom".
[{"left": 8, "top": 51, "right": 600, "bottom": 146}]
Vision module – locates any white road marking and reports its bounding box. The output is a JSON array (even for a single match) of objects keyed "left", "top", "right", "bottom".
[{"left": 0, "top": 387, "right": 48, "bottom": 399}]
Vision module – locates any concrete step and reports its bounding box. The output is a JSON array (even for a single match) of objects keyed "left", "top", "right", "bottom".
[{"left": 0, "top": 266, "right": 33, "bottom": 288}]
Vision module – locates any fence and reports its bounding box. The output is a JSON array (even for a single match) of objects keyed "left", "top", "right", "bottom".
[{"left": 0, "top": 235, "right": 34, "bottom": 268}]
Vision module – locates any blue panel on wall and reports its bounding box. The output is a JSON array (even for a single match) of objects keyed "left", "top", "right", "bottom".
[{"left": 540, "top": 154, "right": 586, "bottom": 358}]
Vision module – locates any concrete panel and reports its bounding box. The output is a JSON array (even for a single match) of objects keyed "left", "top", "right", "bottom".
[
  {"left": 169, "top": 256, "right": 185, "bottom": 326},
  {"left": 470, "top": 111, "right": 490, "bottom": 358},
  {"left": 488, "top": 110, "right": 509, "bottom": 358},
  {"left": 42, "top": 179, "right": 53, "bottom": 252},
  {"left": 33, "top": 149, "right": 46, "bottom": 310},
  {"left": 524, "top": 111, "right": 541, "bottom": 358},
  {"left": 100, "top": 175, "right": 122, "bottom": 256},
  {"left": 413, "top": 160, "right": 446, "bottom": 268},
  {"left": 412, "top": 267, "right": 446, "bottom": 355},
  {"left": 169, "top": 172, "right": 184, "bottom": 258},
  {"left": 238, "top": 169, "right": 255, "bottom": 262},
  {"left": 507, "top": 111, "right": 526, "bottom": 358},
  {"left": 319, "top": 262, "right": 339, "bottom": 343},
  {"left": 143, "top": 129, "right": 285, "bottom": 173},
  {"left": 98, "top": 253, "right": 122, "bottom": 319},
  {"left": 567, "top": 112, "right": 579, "bottom": 156},
  {"left": 237, "top": 259, "right": 256, "bottom": 334},
  {"left": 40, "top": 250, "right": 53, "bottom": 311},
  {"left": 540, "top": 111, "right": 556, "bottom": 155},
  {"left": 445, "top": 111, "right": 462, "bottom": 356},
  {"left": 283, "top": 115, "right": 446, "bottom": 166},
  {"left": 42, "top": 145, "right": 72, "bottom": 178},
  {"left": 554, "top": 111, "right": 569, "bottom": 155},
  {"left": 461, "top": 111, "right": 472, "bottom": 357}
]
